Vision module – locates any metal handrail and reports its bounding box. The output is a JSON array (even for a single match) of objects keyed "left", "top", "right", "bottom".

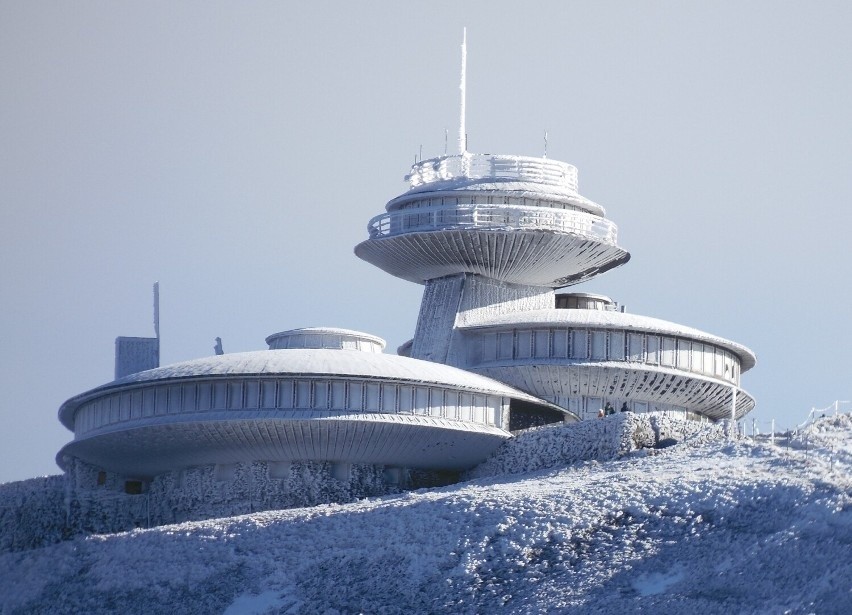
[
  {"left": 405, "top": 153, "right": 579, "bottom": 193},
  {"left": 366, "top": 203, "right": 619, "bottom": 244}
]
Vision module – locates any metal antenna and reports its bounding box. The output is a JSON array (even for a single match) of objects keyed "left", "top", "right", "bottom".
[
  {"left": 458, "top": 27, "right": 467, "bottom": 154},
  {"left": 153, "top": 281, "right": 160, "bottom": 339},
  {"left": 444, "top": 128, "right": 448, "bottom": 155},
  {"left": 153, "top": 281, "right": 160, "bottom": 365},
  {"left": 544, "top": 130, "right": 548, "bottom": 159}
]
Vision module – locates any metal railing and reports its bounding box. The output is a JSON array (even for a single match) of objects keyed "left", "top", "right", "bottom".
[
  {"left": 366, "top": 203, "right": 618, "bottom": 244},
  {"left": 405, "top": 153, "right": 579, "bottom": 193}
]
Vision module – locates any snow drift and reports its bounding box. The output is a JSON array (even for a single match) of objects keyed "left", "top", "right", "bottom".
[{"left": 1, "top": 413, "right": 850, "bottom": 614}]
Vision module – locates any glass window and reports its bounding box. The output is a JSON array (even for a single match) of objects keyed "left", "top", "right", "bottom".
[
  {"left": 196, "top": 385, "right": 211, "bottom": 412},
  {"left": 314, "top": 381, "right": 329, "bottom": 409},
  {"left": 715, "top": 349, "right": 724, "bottom": 377},
  {"left": 466, "top": 337, "right": 483, "bottom": 365},
  {"left": 109, "top": 396, "right": 119, "bottom": 423},
  {"left": 348, "top": 381, "right": 364, "bottom": 411},
  {"left": 646, "top": 335, "right": 660, "bottom": 364},
  {"left": 677, "top": 340, "right": 691, "bottom": 370},
  {"left": 168, "top": 386, "right": 182, "bottom": 413},
  {"left": 516, "top": 330, "right": 532, "bottom": 359},
  {"left": 120, "top": 393, "right": 131, "bottom": 420},
  {"left": 591, "top": 331, "right": 606, "bottom": 359},
  {"left": 498, "top": 332, "right": 513, "bottom": 359},
  {"left": 609, "top": 331, "right": 625, "bottom": 360},
  {"left": 414, "top": 387, "right": 429, "bottom": 415},
  {"left": 703, "top": 346, "right": 715, "bottom": 376},
  {"left": 459, "top": 393, "right": 472, "bottom": 421},
  {"left": 628, "top": 333, "right": 644, "bottom": 361},
  {"left": 260, "top": 381, "right": 276, "bottom": 409},
  {"left": 178, "top": 384, "right": 193, "bottom": 413},
  {"left": 296, "top": 381, "right": 312, "bottom": 408},
  {"left": 278, "top": 381, "right": 294, "bottom": 408},
  {"left": 398, "top": 386, "right": 413, "bottom": 413},
  {"left": 381, "top": 384, "right": 397, "bottom": 412},
  {"left": 331, "top": 381, "right": 347, "bottom": 410},
  {"left": 534, "top": 330, "right": 550, "bottom": 358},
  {"left": 143, "top": 388, "right": 157, "bottom": 416},
  {"left": 481, "top": 333, "right": 498, "bottom": 362},
  {"left": 552, "top": 330, "right": 568, "bottom": 358},
  {"left": 661, "top": 337, "right": 675, "bottom": 367},
  {"left": 691, "top": 343, "right": 704, "bottom": 373},
  {"left": 571, "top": 330, "right": 588, "bottom": 359},
  {"left": 443, "top": 390, "right": 458, "bottom": 419},
  {"left": 228, "top": 382, "right": 243, "bottom": 409},
  {"left": 365, "top": 383, "right": 380, "bottom": 411},
  {"left": 213, "top": 382, "right": 228, "bottom": 410}
]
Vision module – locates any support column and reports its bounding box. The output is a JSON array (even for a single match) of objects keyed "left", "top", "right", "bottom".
[{"left": 409, "top": 274, "right": 554, "bottom": 366}]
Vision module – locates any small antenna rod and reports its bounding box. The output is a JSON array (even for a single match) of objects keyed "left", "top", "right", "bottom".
[
  {"left": 444, "top": 128, "right": 448, "bottom": 155},
  {"left": 544, "top": 130, "right": 548, "bottom": 158},
  {"left": 153, "top": 281, "right": 160, "bottom": 339},
  {"left": 458, "top": 27, "right": 467, "bottom": 154}
]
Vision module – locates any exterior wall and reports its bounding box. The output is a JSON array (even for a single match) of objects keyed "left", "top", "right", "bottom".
[
  {"left": 71, "top": 376, "right": 508, "bottom": 438},
  {"left": 464, "top": 326, "right": 742, "bottom": 386}
]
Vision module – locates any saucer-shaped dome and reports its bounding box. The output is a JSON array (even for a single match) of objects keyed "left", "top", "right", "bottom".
[
  {"left": 355, "top": 152, "right": 630, "bottom": 287},
  {"left": 57, "top": 345, "right": 565, "bottom": 477}
]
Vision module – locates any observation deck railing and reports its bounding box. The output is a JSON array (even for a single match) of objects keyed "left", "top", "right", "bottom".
[
  {"left": 406, "top": 153, "right": 579, "bottom": 193},
  {"left": 367, "top": 203, "right": 618, "bottom": 244}
]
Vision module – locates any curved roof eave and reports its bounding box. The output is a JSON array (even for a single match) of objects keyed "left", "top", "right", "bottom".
[
  {"left": 458, "top": 309, "right": 757, "bottom": 372},
  {"left": 58, "top": 349, "right": 567, "bottom": 430}
]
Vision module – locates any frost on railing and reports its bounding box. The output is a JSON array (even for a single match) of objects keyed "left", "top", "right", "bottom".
[
  {"left": 367, "top": 204, "right": 618, "bottom": 244},
  {"left": 405, "top": 153, "right": 579, "bottom": 194}
]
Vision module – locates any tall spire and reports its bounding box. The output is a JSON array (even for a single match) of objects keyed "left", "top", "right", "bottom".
[{"left": 458, "top": 27, "right": 467, "bottom": 154}]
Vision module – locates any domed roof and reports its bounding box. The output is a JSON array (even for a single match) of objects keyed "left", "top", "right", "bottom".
[{"left": 58, "top": 349, "right": 561, "bottom": 429}]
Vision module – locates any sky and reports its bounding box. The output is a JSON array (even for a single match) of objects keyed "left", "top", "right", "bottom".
[{"left": 1, "top": 1, "right": 850, "bottom": 483}]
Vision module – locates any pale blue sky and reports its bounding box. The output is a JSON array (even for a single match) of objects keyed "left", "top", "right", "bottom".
[{"left": 2, "top": 1, "right": 850, "bottom": 483}]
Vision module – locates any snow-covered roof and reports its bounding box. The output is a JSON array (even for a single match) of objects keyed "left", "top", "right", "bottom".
[
  {"left": 460, "top": 309, "right": 756, "bottom": 371},
  {"left": 58, "top": 349, "right": 560, "bottom": 428}
]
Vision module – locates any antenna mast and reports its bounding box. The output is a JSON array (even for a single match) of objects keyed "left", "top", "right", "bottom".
[
  {"left": 153, "top": 281, "right": 160, "bottom": 339},
  {"left": 458, "top": 27, "right": 467, "bottom": 154}
]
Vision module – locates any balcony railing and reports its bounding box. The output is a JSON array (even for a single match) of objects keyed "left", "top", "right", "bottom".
[
  {"left": 405, "top": 153, "right": 579, "bottom": 194},
  {"left": 367, "top": 204, "right": 618, "bottom": 244}
]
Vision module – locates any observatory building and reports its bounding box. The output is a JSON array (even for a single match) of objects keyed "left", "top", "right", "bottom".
[{"left": 54, "top": 35, "right": 755, "bottom": 518}]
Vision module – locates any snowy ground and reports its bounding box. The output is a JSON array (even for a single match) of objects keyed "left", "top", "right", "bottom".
[{"left": 1, "top": 413, "right": 850, "bottom": 614}]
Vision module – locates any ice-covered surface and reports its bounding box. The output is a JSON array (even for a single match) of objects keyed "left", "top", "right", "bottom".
[
  {"left": 462, "top": 308, "right": 757, "bottom": 370},
  {"left": 404, "top": 153, "right": 580, "bottom": 195},
  {"left": 2, "top": 413, "right": 850, "bottom": 614},
  {"left": 59, "top": 349, "right": 549, "bottom": 428},
  {"left": 466, "top": 412, "right": 726, "bottom": 479}
]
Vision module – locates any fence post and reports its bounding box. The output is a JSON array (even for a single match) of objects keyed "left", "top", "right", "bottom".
[{"left": 730, "top": 386, "right": 737, "bottom": 440}]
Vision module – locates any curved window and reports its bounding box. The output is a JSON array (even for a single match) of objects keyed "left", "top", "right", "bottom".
[
  {"left": 73, "top": 377, "right": 510, "bottom": 436},
  {"left": 467, "top": 327, "right": 742, "bottom": 385}
]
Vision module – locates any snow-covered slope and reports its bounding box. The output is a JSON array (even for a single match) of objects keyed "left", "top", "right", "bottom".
[{"left": 2, "top": 414, "right": 850, "bottom": 614}]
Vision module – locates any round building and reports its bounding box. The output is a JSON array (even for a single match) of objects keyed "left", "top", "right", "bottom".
[{"left": 57, "top": 328, "right": 567, "bottom": 480}]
